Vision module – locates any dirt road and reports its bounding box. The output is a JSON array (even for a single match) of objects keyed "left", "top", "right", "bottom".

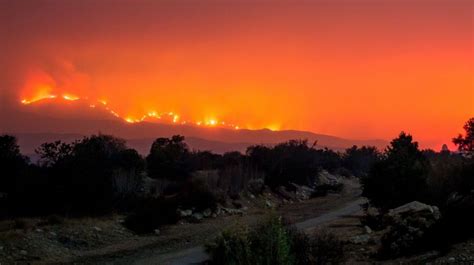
[{"left": 101, "top": 198, "right": 366, "bottom": 265}]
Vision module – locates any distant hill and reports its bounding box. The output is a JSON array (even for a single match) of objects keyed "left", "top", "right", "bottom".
[{"left": 1, "top": 101, "right": 388, "bottom": 155}]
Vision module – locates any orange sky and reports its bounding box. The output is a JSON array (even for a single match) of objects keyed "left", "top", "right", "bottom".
[{"left": 1, "top": 0, "right": 473, "bottom": 149}]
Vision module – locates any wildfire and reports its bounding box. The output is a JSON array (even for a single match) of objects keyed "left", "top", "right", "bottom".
[
  {"left": 18, "top": 92, "right": 255, "bottom": 130},
  {"left": 21, "top": 94, "right": 57, "bottom": 105},
  {"left": 207, "top": 119, "right": 218, "bottom": 126},
  {"left": 62, "top": 94, "right": 80, "bottom": 101}
]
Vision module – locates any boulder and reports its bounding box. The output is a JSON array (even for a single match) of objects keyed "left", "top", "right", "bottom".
[
  {"left": 388, "top": 201, "right": 440, "bottom": 220},
  {"left": 203, "top": 208, "right": 212, "bottom": 218},
  {"left": 380, "top": 201, "right": 441, "bottom": 257},
  {"left": 288, "top": 183, "right": 314, "bottom": 200},
  {"left": 221, "top": 207, "right": 244, "bottom": 215},
  {"left": 178, "top": 209, "right": 193, "bottom": 218},
  {"left": 316, "top": 170, "right": 341, "bottom": 186},
  {"left": 191, "top": 212, "right": 204, "bottom": 222},
  {"left": 314, "top": 170, "right": 344, "bottom": 195},
  {"left": 351, "top": 234, "right": 371, "bottom": 244}
]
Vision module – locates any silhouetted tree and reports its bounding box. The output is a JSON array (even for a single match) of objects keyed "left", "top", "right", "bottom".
[
  {"left": 35, "top": 140, "right": 74, "bottom": 167},
  {"left": 190, "top": 150, "right": 223, "bottom": 170},
  {"left": 362, "top": 132, "right": 429, "bottom": 210},
  {"left": 66, "top": 135, "right": 144, "bottom": 212},
  {"left": 248, "top": 140, "right": 320, "bottom": 187},
  {"left": 146, "top": 135, "right": 193, "bottom": 181},
  {"left": 343, "top": 145, "right": 380, "bottom": 177},
  {"left": 314, "top": 148, "right": 343, "bottom": 173},
  {"left": 0, "top": 135, "right": 29, "bottom": 193},
  {"left": 453, "top": 117, "right": 474, "bottom": 152}
]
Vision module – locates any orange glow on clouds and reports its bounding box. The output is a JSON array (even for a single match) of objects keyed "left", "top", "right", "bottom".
[{"left": 5, "top": 1, "right": 473, "bottom": 149}]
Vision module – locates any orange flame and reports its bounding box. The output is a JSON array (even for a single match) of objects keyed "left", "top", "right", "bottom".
[
  {"left": 18, "top": 92, "right": 265, "bottom": 131},
  {"left": 62, "top": 94, "right": 80, "bottom": 101}
]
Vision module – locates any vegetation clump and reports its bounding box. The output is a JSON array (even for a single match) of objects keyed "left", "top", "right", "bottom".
[
  {"left": 361, "top": 117, "right": 474, "bottom": 258},
  {"left": 206, "top": 215, "right": 345, "bottom": 265}
]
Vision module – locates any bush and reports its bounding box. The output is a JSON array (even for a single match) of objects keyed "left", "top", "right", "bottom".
[
  {"left": 13, "top": 219, "right": 30, "bottom": 230},
  {"left": 207, "top": 215, "right": 345, "bottom": 265},
  {"left": 247, "top": 178, "right": 265, "bottom": 195},
  {"left": 124, "top": 197, "right": 179, "bottom": 234},
  {"left": 124, "top": 177, "right": 218, "bottom": 234},
  {"left": 308, "top": 231, "right": 345, "bottom": 264},
  {"left": 378, "top": 213, "right": 441, "bottom": 258},
  {"left": 248, "top": 216, "right": 294, "bottom": 265},
  {"left": 288, "top": 229, "right": 345, "bottom": 265},
  {"left": 45, "top": 214, "right": 64, "bottom": 225},
  {"left": 207, "top": 215, "right": 294, "bottom": 265},
  {"left": 206, "top": 227, "right": 252, "bottom": 265},
  {"left": 178, "top": 177, "right": 218, "bottom": 211}
]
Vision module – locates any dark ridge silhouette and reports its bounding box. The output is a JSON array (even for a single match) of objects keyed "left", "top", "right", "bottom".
[{"left": 2, "top": 102, "right": 388, "bottom": 155}]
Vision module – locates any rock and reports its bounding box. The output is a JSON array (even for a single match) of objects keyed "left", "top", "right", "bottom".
[
  {"left": 313, "top": 170, "right": 344, "bottom": 196},
  {"left": 178, "top": 209, "right": 193, "bottom": 217},
  {"left": 380, "top": 201, "right": 442, "bottom": 257},
  {"left": 242, "top": 206, "right": 248, "bottom": 211},
  {"left": 288, "top": 183, "right": 315, "bottom": 200},
  {"left": 93, "top": 226, "right": 102, "bottom": 232},
  {"left": 154, "top": 229, "right": 160, "bottom": 235},
  {"left": 276, "top": 186, "right": 296, "bottom": 200},
  {"left": 211, "top": 213, "right": 217, "bottom": 218},
  {"left": 191, "top": 212, "right": 204, "bottom": 222},
  {"left": 351, "top": 234, "right": 371, "bottom": 244},
  {"left": 247, "top": 178, "right": 265, "bottom": 195},
  {"left": 448, "top": 257, "right": 456, "bottom": 263},
  {"left": 221, "top": 208, "right": 244, "bottom": 215},
  {"left": 265, "top": 200, "right": 273, "bottom": 208},
  {"left": 215, "top": 208, "right": 222, "bottom": 216},
  {"left": 203, "top": 208, "right": 212, "bottom": 218},
  {"left": 388, "top": 201, "right": 440, "bottom": 220},
  {"left": 35, "top": 228, "right": 43, "bottom": 233},
  {"left": 49, "top": 231, "right": 57, "bottom": 236},
  {"left": 20, "top": 250, "right": 28, "bottom": 256},
  {"left": 364, "top": 226, "right": 372, "bottom": 234},
  {"left": 249, "top": 194, "right": 255, "bottom": 199}
]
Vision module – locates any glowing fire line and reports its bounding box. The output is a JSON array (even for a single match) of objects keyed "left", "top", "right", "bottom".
[{"left": 20, "top": 94, "right": 242, "bottom": 130}]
